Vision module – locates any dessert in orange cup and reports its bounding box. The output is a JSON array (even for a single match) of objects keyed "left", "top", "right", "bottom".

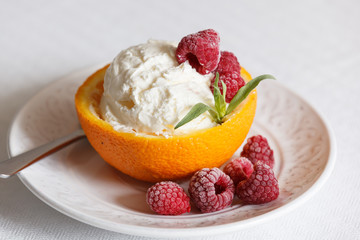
[{"left": 75, "top": 30, "right": 271, "bottom": 183}]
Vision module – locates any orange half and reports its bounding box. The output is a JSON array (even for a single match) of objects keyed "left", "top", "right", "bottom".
[{"left": 75, "top": 65, "right": 257, "bottom": 182}]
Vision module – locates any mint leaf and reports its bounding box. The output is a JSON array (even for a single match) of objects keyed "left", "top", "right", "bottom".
[
  {"left": 219, "top": 80, "right": 227, "bottom": 118},
  {"left": 226, "top": 74, "right": 276, "bottom": 115},
  {"left": 174, "top": 73, "right": 276, "bottom": 130},
  {"left": 213, "top": 72, "right": 220, "bottom": 95},
  {"left": 221, "top": 79, "right": 227, "bottom": 101},
  {"left": 213, "top": 73, "right": 227, "bottom": 120},
  {"left": 175, "top": 103, "right": 215, "bottom": 129},
  {"left": 208, "top": 108, "right": 220, "bottom": 123}
]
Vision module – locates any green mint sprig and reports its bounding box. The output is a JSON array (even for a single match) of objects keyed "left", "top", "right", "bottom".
[{"left": 174, "top": 73, "right": 275, "bottom": 129}]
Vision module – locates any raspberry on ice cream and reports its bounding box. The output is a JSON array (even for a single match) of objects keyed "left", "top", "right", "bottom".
[
  {"left": 210, "top": 71, "right": 245, "bottom": 103},
  {"left": 176, "top": 29, "right": 220, "bottom": 74},
  {"left": 210, "top": 51, "right": 245, "bottom": 103},
  {"left": 241, "top": 135, "right": 275, "bottom": 168},
  {"left": 223, "top": 157, "right": 254, "bottom": 186},
  {"left": 236, "top": 162, "right": 279, "bottom": 204},
  {"left": 188, "top": 168, "right": 234, "bottom": 213},
  {"left": 146, "top": 181, "right": 191, "bottom": 215},
  {"left": 216, "top": 51, "right": 241, "bottom": 74}
]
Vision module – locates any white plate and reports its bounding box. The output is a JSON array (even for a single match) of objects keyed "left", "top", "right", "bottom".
[{"left": 7, "top": 65, "right": 336, "bottom": 238}]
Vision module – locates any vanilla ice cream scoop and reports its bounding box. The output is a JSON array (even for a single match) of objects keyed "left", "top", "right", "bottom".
[{"left": 99, "top": 40, "right": 216, "bottom": 137}]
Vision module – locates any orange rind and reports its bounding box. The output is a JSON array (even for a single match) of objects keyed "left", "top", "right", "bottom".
[{"left": 75, "top": 65, "right": 256, "bottom": 182}]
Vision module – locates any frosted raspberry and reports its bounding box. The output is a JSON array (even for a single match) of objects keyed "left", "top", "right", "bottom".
[
  {"left": 146, "top": 181, "right": 191, "bottom": 215},
  {"left": 210, "top": 71, "right": 245, "bottom": 103},
  {"left": 216, "top": 51, "right": 241, "bottom": 74},
  {"left": 188, "top": 168, "right": 234, "bottom": 213},
  {"left": 176, "top": 29, "right": 220, "bottom": 74},
  {"left": 236, "top": 162, "right": 279, "bottom": 204},
  {"left": 241, "top": 135, "right": 275, "bottom": 168},
  {"left": 223, "top": 157, "right": 254, "bottom": 186}
]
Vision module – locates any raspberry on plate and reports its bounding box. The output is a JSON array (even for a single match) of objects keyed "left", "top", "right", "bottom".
[
  {"left": 146, "top": 181, "right": 191, "bottom": 215},
  {"left": 241, "top": 135, "right": 275, "bottom": 168},
  {"left": 188, "top": 168, "right": 235, "bottom": 213},
  {"left": 176, "top": 29, "right": 220, "bottom": 74},
  {"left": 223, "top": 157, "right": 254, "bottom": 186},
  {"left": 210, "top": 71, "right": 245, "bottom": 103},
  {"left": 236, "top": 162, "right": 279, "bottom": 204}
]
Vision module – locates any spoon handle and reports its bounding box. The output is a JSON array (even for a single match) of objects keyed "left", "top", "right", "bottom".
[{"left": 0, "top": 129, "right": 86, "bottom": 179}]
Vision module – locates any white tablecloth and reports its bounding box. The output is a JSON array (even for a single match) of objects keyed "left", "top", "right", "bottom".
[{"left": 1, "top": 0, "right": 359, "bottom": 239}]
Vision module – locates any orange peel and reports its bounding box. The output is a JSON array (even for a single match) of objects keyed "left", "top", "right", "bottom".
[{"left": 75, "top": 65, "right": 256, "bottom": 182}]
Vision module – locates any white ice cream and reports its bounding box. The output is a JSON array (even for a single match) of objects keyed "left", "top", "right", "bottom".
[{"left": 99, "top": 40, "right": 216, "bottom": 137}]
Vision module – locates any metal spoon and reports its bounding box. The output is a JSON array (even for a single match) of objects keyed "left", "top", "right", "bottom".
[{"left": 0, "top": 129, "right": 86, "bottom": 179}]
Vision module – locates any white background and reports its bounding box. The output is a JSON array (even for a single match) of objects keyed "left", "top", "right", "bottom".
[{"left": 1, "top": 0, "right": 360, "bottom": 239}]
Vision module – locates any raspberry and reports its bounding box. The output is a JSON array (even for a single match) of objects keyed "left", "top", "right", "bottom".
[
  {"left": 236, "top": 162, "right": 279, "bottom": 204},
  {"left": 146, "top": 181, "right": 191, "bottom": 215},
  {"left": 210, "top": 71, "right": 245, "bottom": 103},
  {"left": 223, "top": 157, "right": 254, "bottom": 186},
  {"left": 176, "top": 29, "right": 220, "bottom": 74},
  {"left": 241, "top": 135, "right": 275, "bottom": 168},
  {"left": 188, "top": 168, "right": 234, "bottom": 213},
  {"left": 216, "top": 51, "right": 241, "bottom": 74}
]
